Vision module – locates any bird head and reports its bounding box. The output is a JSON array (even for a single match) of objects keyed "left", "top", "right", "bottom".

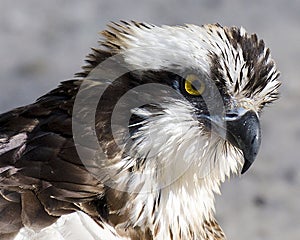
[{"left": 77, "top": 22, "right": 280, "bottom": 184}]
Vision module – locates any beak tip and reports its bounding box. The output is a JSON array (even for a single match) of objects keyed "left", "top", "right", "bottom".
[{"left": 241, "top": 160, "right": 253, "bottom": 174}]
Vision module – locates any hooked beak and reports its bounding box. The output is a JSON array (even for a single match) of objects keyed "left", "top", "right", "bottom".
[
  {"left": 200, "top": 108, "right": 261, "bottom": 174},
  {"left": 225, "top": 108, "right": 261, "bottom": 174}
]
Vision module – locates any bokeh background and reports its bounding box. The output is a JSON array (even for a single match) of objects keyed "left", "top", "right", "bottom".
[{"left": 0, "top": 1, "right": 299, "bottom": 239}]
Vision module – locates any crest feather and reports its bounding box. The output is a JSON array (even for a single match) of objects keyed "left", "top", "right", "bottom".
[
  {"left": 76, "top": 21, "right": 280, "bottom": 110},
  {"left": 76, "top": 21, "right": 155, "bottom": 77}
]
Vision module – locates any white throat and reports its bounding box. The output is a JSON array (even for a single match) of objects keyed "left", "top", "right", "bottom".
[{"left": 115, "top": 100, "right": 243, "bottom": 239}]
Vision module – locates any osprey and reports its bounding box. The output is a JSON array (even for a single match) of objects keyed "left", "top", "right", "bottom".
[{"left": 0, "top": 22, "right": 280, "bottom": 240}]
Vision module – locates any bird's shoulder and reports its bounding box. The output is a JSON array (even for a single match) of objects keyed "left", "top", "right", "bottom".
[{"left": 0, "top": 79, "right": 109, "bottom": 237}]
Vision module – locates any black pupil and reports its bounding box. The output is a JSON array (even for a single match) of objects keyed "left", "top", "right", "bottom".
[{"left": 191, "top": 80, "right": 202, "bottom": 91}]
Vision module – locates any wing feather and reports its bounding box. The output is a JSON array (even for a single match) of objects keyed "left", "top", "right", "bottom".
[{"left": 0, "top": 80, "right": 105, "bottom": 237}]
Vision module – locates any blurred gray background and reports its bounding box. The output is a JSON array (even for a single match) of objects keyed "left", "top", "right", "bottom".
[{"left": 0, "top": 1, "right": 299, "bottom": 239}]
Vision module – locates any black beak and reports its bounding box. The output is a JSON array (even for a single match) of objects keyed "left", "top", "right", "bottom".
[
  {"left": 225, "top": 108, "right": 261, "bottom": 174},
  {"left": 197, "top": 108, "right": 261, "bottom": 174}
]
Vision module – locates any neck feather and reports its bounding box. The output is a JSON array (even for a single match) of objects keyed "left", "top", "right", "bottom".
[{"left": 114, "top": 101, "right": 242, "bottom": 239}]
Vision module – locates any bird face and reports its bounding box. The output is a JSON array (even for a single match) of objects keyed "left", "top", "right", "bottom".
[
  {"left": 84, "top": 23, "right": 280, "bottom": 186},
  {"left": 124, "top": 69, "right": 260, "bottom": 177}
]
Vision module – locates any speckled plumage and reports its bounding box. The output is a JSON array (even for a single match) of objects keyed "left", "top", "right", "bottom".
[{"left": 0, "top": 21, "right": 280, "bottom": 240}]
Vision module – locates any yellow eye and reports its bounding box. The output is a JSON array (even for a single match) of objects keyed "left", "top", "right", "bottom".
[{"left": 184, "top": 74, "right": 206, "bottom": 96}]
